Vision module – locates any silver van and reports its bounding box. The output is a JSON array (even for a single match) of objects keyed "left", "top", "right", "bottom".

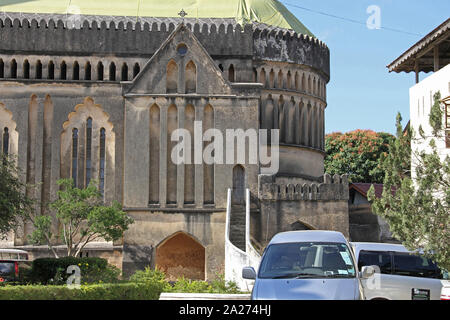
[
  {"left": 351, "top": 242, "right": 445, "bottom": 300},
  {"left": 242, "top": 231, "right": 370, "bottom": 300}
]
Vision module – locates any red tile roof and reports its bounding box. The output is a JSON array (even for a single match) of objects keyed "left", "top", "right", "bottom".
[{"left": 349, "top": 183, "right": 384, "bottom": 199}]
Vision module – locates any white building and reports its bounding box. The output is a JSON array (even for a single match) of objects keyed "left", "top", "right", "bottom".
[{"left": 388, "top": 19, "right": 450, "bottom": 174}]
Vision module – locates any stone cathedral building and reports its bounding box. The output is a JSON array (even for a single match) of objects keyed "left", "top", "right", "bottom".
[{"left": 0, "top": 1, "right": 349, "bottom": 280}]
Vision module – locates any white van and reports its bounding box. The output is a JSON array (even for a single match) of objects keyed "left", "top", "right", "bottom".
[
  {"left": 351, "top": 242, "right": 445, "bottom": 300},
  {"left": 243, "top": 231, "right": 371, "bottom": 300}
]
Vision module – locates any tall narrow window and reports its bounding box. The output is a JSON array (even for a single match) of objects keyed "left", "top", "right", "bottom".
[
  {"left": 203, "top": 105, "right": 214, "bottom": 205},
  {"left": 48, "top": 61, "right": 55, "bottom": 79},
  {"left": 301, "top": 73, "right": 306, "bottom": 92},
  {"left": 133, "top": 63, "right": 140, "bottom": 78},
  {"left": 36, "top": 60, "right": 42, "bottom": 79},
  {"left": 10, "top": 59, "right": 17, "bottom": 78},
  {"left": 85, "top": 118, "right": 92, "bottom": 187},
  {"left": 73, "top": 61, "right": 80, "bottom": 80},
  {"left": 85, "top": 62, "right": 92, "bottom": 80},
  {"left": 99, "top": 128, "right": 106, "bottom": 197},
  {"left": 185, "top": 61, "right": 196, "bottom": 94},
  {"left": 0, "top": 59, "right": 5, "bottom": 78},
  {"left": 2, "top": 128, "right": 9, "bottom": 155},
  {"left": 121, "top": 63, "right": 128, "bottom": 81},
  {"left": 97, "top": 62, "right": 104, "bottom": 81},
  {"left": 269, "top": 69, "right": 275, "bottom": 88},
  {"left": 228, "top": 64, "right": 235, "bottom": 82},
  {"left": 60, "top": 61, "right": 67, "bottom": 80},
  {"left": 277, "top": 70, "right": 283, "bottom": 89},
  {"left": 109, "top": 63, "right": 116, "bottom": 81},
  {"left": 286, "top": 71, "right": 292, "bottom": 90},
  {"left": 166, "top": 105, "right": 178, "bottom": 204},
  {"left": 23, "top": 60, "right": 30, "bottom": 79},
  {"left": 149, "top": 105, "right": 160, "bottom": 205},
  {"left": 166, "top": 60, "right": 178, "bottom": 93},
  {"left": 259, "top": 68, "right": 266, "bottom": 87},
  {"left": 184, "top": 105, "right": 195, "bottom": 204},
  {"left": 72, "top": 128, "right": 79, "bottom": 187}
]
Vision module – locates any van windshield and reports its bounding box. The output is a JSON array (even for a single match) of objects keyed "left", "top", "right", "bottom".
[{"left": 258, "top": 242, "right": 356, "bottom": 279}]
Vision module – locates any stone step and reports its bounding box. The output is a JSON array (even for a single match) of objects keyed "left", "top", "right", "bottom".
[{"left": 229, "top": 205, "right": 247, "bottom": 251}]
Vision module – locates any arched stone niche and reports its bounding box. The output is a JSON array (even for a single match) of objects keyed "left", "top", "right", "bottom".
[{"left": 156, "top": 231, "right": 206, "bottom": 281}]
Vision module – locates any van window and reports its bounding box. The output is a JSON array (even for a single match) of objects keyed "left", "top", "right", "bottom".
[
  {"left": 393, "top": 252, "right": 442, "bottom": 279},
  {"left": 0, "top": 261, "right": 15, "bottom": 277},
  {"left": 258, "top": 242, "right": 356, "bottom": 279},
  {"left": 358, "top": 251, "right": 392, "bottom": 274}
]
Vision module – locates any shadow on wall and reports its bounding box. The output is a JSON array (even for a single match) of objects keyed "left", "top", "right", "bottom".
[{"left": 122, "top": 244, "right": 154, "bottom": 279}]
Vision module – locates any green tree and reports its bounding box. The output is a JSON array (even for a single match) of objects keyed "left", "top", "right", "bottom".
[
  {"left": 24, "top": 179, "right": 134, "bottom": 258},
  {"left": 0, "top": 155, "right": 33, "bottom": 238},
  {"left": 368, "top": 97, "right": 450, "bottom": 271},
  {"left": 325, "top": 130, "right": 394, "bottom": 183}
]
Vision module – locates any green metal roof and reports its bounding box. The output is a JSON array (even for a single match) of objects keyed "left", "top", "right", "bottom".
[{"left": 0, "top": 0, "right": 314, "bottom": 36}]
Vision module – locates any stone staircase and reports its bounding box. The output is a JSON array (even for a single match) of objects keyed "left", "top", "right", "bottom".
[{"left": 229, "top": 204, "right": 246, "bottom": 252}]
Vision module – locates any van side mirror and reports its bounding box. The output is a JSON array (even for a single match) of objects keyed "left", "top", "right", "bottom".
[
  {"left": 360, "top": 266, "right": 376, "bottom": 279},
  {"left": 242, "top": 267, "right": 256, "bottom": 280}
]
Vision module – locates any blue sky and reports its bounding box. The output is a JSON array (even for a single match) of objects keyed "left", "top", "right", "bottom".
[{"left": 281, "top": 0, "right": 450, "bottom": 134}]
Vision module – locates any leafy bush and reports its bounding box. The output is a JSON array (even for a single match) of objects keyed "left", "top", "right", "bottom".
[
  {"left": 29, "top": 257, "right": 119, "bottom": 285},
  {"left": 165, "top": 275, "right": 242, "bottom": 294},
  {"left": 129, "top": 267, "right": 243, "bottom": 294},
  {"left": 129, "top": 266, "right": 166, "bottom": 284},
  {"left": 0, "top": 282, "right": 163, "bottom": 300}
]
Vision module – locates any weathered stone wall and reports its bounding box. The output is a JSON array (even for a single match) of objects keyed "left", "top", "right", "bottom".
[
  {"left": 122, "top": 210, "right": 226, "bottom": 280},
  {"left": 0, "top": 82, "right": 124, "bottom": 244},
  {"left": 0, "top": 15, "right": 337, "bottom": 279},
  {"left": 255, "top": 174, "right": 350, "bottom": 247}
]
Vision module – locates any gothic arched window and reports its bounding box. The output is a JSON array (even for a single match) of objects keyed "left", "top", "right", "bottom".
[
  {"left": 133, "top": 63, "right": 140, "bottom": 78},
  {"left": 10, "top": 59, "right": 17, "bottom": 79},
  {"left": 73, "top": 61, "right": 80, "bottom": 80},
  {"left": 97, "top": 62, "right": 104, "bottom": 81},
  {"left": 72, "top": 128, "right": 79, "bottom": 187},
  {"left": 23, "top": 60, "right": 30, "bottom": 79},
  {"left": 48, "top": 61, "right": 55, "bottom": 79},
  {"left": 121, "top": 63, "right": 128, "bottom": 81},
  {"left": 85, "top": 118, "right": 92, "bottom": 186},
  {"left": 0, "top": 59, "right": 4, "bottom": 78},
  {"left": 61, "top": 98, "right": 115, "bottom": 199},
  {"left": 60, "top": 61, "right": 67, "bottom": 80},
  {"left": 36, "top": 60, "right": 42, "bottom": 79},
  {"left": 2, "top": 127, "right": 9, "bottom": 155},
  {"left": 228, "top": 64, "right": 235, "bottom": 82},
  {"left": 109, "top": 63, "right": 116, "bottom": 81},
  {"left": 185, "top": 61, "right": 196, "bottom": 94},
  {"left": 99, "top": 128, "right": 106, "bottom": 197},
  {"left": 166, "top": 60, "right": 178, "bottom": 93},
  {"left": 85, "top": 62, "right": 92, "bottom": 80}
]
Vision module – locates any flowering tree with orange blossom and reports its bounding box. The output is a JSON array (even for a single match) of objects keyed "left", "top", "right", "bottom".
[{"left": 325, "top": 129, "right": 394, "bottom": 183}]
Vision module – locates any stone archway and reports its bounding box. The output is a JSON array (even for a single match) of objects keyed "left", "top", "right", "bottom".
[
  {"left": 155, "top": 232, "right": 205, "bottom": 281},
  {"left": 290, "top": 221, "right": 315, "bottom": 231}
]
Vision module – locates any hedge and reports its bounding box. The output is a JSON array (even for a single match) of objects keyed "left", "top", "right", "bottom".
[
  {"left": 0, "top": 282, "right": 164, "bottom": 300},
  {"left": 30, "top": 257, "right": 109, "bottom": 284}
]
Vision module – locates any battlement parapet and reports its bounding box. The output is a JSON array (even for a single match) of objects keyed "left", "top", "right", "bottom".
[
  {"left": 259, "top": 173, "right": 348, "bottom": 201},
  {"left": 0, "top": 14, "right": 329, "bottom": 77}
]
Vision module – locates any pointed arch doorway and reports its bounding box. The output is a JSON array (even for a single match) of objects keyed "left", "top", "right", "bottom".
[{"left": 155, "top": 231, "right": 205, "bottom": 281}]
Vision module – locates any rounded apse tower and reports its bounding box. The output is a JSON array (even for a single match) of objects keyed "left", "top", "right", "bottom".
[{"left": 253, "top": 27, "right": 329, "bottom": 180}]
